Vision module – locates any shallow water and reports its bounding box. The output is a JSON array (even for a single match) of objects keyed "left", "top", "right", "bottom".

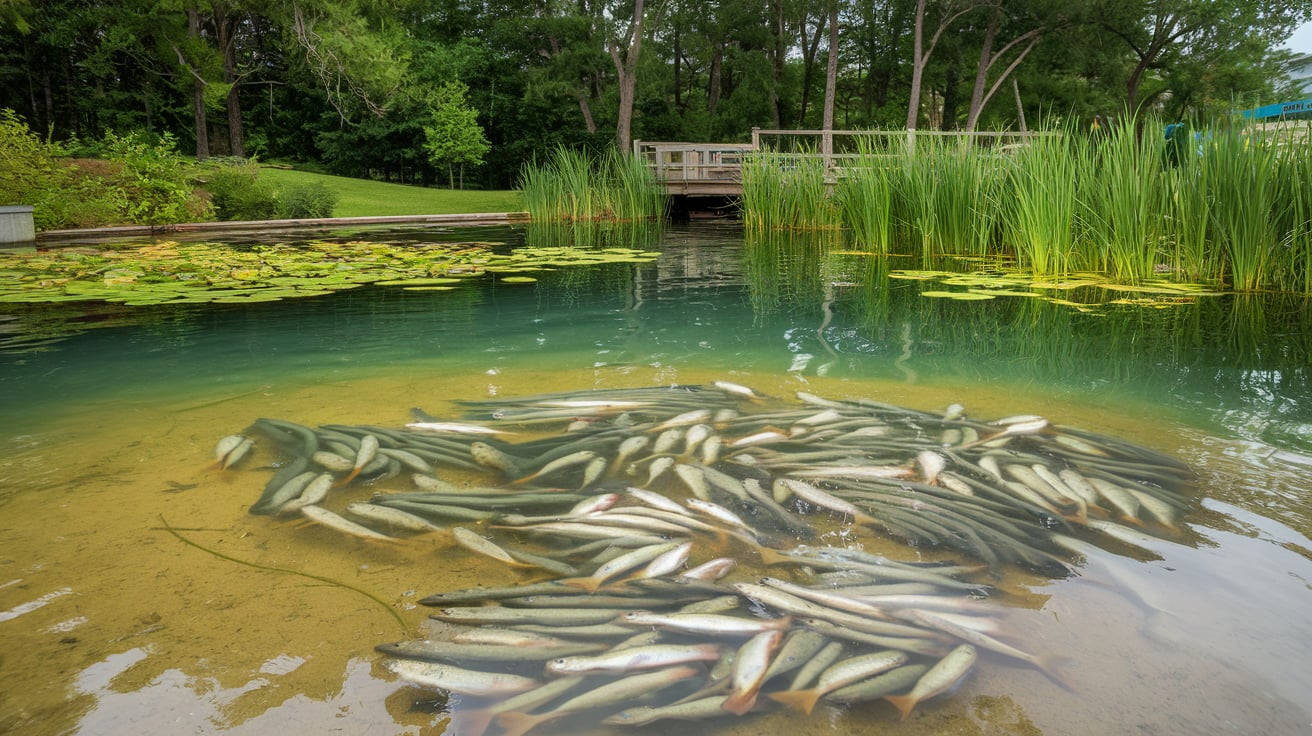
[{"left": 1, "top": 223, "right": 1310, "bottom": 736}]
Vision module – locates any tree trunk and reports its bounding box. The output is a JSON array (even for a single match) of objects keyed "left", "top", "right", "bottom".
[
  {"left": 965, "top": 9, "right": 999, "bottom": 131},
  {"left": 217, "top": 9, "right": 245, "bottom": 158},
  {"left": 964, "top": 10, "right": 1044, "bottom": 132},
  {"left": 609, "top": 0, "right": 646, "bottom": 153},
  {"left": 908, "top": 0, "right": 980, "bottom": 130},
  {"left": 771, "top": 0, "right": 785, "bottom": 127},
  {"left": 708, "top": 42, "right": 722, "bottom": 117},
  {"left": 189, "top": 7, "right": 209, "bottom": 160},
  {"left": 673, "top": 24, "right": 682, "bottom": 111},
  {"left": 798, "top": 11, "right": 826, "bottom": 124},
  {"left": 822, "top": 2, "right": 838, "bottom": 171}
]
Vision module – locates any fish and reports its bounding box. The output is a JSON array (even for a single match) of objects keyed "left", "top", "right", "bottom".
[
  {"left": 452, "top": 526, "right": 526, "bottom": 566},
  {"left": 338, "top": 433, "right": 379, "bottom": 486},
  {"left": 722, "top": 629, "right": 785, "bottom": 714},
  {"left": 299, "top": 505, "right": 399, "bottom": 542},
  {"left": 713, "top": 380, "right": 766, "bottom": 401},
  {"left": 385, "top": 658, "right": 542, "bottom": 697},
  {"left": 884, "top": 644, "right": 977, "bottom": 720},
  {"left": 406, "top": 420, "right": 510, "bottom": 435},
  {"left": 375, "top": 639, "right": 607, "bottom": 663},
  {"left": 215, "top": 434, "right": 254, "bottom": 469},
  {"left": 774, "top": 478, "right": 878, "bottom": 525},
  {"left": 603, "top": 695, "right": 736, "bottom": 726},
  {"left": 561, "top": 542, "right": 685, "bottom": 592},
  {"left": 546, "top": 643, "right": 724, "bottom": 674},
  {"left": 824, "top": 663, "right": 930, "bottom": 704},
  {"left": 496, "top": 665, "right": 700, "bottom": 736},
  {"left": 344, "top": 502, "right": 446, "bottom": 534},
  {"left": 277, "top": 472, "right": 335, "bottom": 515},
  {"left": 620, "top": 611, "right": 793, "bottom": 637},
  {"left": 770, "top": 649, "right": 908, "bottom": 714}
]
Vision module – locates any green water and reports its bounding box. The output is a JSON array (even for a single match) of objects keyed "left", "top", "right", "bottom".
[{"left": 1, "top": 223, "right": 1309, "bottom": 735}]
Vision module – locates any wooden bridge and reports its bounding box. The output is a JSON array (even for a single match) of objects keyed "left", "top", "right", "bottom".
[{"left": 635, "top": 128, "right": 1050, "bottom": 197}]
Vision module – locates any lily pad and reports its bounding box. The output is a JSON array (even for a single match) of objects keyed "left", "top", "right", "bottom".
[
  {"left": 920, "top": 290, "right": 995, "bottom": 300},
  {"left": 499, "top": 276, "right": 538, "bottom": 284},
  {"left": 372, "top": 277, "right": 464, "bottom": 286}
]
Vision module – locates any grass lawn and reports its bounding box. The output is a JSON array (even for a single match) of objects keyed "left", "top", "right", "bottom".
[{"left": 258, "top": 167, "right": 522, "bottom": 218}]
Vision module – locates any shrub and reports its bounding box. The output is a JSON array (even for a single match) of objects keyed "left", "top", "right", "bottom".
[
  {"left": 205, "top": 163, "right": 279, "bottom": 221},
  {"left": 277, "top": 182, "right": 337, "bottom": 219}
]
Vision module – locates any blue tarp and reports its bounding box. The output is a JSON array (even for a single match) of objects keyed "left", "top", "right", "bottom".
[{"left": 1241, "top": 98, "right": 1312, "bottom": 119}]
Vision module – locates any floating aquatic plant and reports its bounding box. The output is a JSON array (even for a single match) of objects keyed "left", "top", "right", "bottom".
[{"left": 0, "top": 238, "right": 660, "bottom": 307}]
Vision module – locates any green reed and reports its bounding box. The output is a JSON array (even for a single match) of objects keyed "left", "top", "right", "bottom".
[
  {"left": 1075, "top": 121, "right": 1169, "bottom": 282},
  {"left": 1199, "top": 127, "right": 1284, "bottom": 292},
  {"left": 517, "top": 146, "right": 666, "bottom": 222},
  {"left": 1004, "top": 133, "right": 1078, "bottom": 276},
  {"left": 741, "top": 151, "right": 839, "bottom": 232},
  {"left": 834, "top": 140, "right": 893, "bottom": 251},
  {"left": 1272, "top": 125, "right": 1312, "bottom": 293}
]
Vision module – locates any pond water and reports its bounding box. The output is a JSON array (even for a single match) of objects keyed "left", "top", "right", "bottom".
[{"left": 1, "top": 222, "right": 1310, "bottom": 736}]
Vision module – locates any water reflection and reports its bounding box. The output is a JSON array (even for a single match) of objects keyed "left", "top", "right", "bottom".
[{"left": 1, "top": 222, "right": 1311, "bottom": 734}]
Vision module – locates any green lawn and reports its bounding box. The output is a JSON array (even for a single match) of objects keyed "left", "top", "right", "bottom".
[{"left": 258, "top": 167, "right": 522, "bottom": 218}]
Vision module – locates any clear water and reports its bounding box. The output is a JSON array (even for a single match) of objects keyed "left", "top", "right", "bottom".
[{"left": 1, "top": 223, "right": 1310, "bottom": 735}]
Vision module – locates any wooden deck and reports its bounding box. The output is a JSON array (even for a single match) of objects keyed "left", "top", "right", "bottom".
[{"left": 635, "top": 128, "right": 1051, "bottom": 196}]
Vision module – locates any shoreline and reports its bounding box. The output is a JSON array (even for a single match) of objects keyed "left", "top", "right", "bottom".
[{"left": 34, "top": 211, "right": 531, "bottom": 244}]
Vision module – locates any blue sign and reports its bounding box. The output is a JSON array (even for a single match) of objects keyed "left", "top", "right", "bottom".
[{"left": 1242, "top": 98, "right": 1312, "bottom": 119}]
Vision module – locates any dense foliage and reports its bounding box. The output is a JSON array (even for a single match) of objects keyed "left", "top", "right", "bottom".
[{"left": 0, "top": 1, "right": 1307, "bottom": 191}]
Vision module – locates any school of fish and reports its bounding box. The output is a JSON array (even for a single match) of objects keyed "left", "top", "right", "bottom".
[{"left": 216, "top": 382, "right": 1194, "bottom": 733}]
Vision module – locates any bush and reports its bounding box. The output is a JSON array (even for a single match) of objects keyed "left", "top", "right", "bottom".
[
  {"left": 101, "top": 131, "right": 211, "bottom": 224},
  {"left": 278, "top": 182, "right": 337, "bottom": 219},
  {"left": 205, "top": 162, "right": 279, "bottom": 221}
]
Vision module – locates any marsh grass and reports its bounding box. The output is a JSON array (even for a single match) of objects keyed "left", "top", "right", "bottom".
[
  {"left": 518, "top": 146, "right": 666, "bottom": 222},
  {"left": 1005, "top": 133, "right": 1078, "bottom": 276},
  {"left": 741, "top": 151, "right": 839, "bottom": 232},
  {"left": 1076, "top": 122, "right": 1168, "bottom": 282},
  {"left": 835, "top": 141, "right": 893, "bottom": 251},
  {"left": 1199, "top": 128, "right": 1284, "bottom": 292}
]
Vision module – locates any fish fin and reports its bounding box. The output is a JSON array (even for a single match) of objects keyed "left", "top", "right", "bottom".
[
  {"left": 1035, "top": 654, "right": 1077, "bottom": 693},
  {"left": 767, "top": 688, "right": 822, "bottom": 715},
  {"left": 854, "top": 511, "right": 881, "bottom": 527},
  {"left": 720, "top": 690, "right": 758, "bottom": 716},
  {"left": 557, "top": 576, "right": 601, "bottom": 592},
  {"left": 493, "top": 711, "right": 556, "bottom": 736},
  {"left": 449, "top": 708, "right": 494, "bottom": 736},
  {"left": 335, "top": 468, "right": 361, "bottom": 488},
  {"left": 882, "top": 693, "right": 921, "bottom": 721},
  {"left": 755, "top": 546, "right": 791, "bottom": 567}
]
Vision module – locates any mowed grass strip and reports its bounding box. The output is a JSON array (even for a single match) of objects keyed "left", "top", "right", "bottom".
[{"left": 258, "top": 167, "right": 522, "bottom": 218}]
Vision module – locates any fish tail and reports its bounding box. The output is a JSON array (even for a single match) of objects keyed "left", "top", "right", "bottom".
[
  {"left": 767, "top": 688, "right": 822, "bottom": 715},
  {"left": 493, "top": 711, "right": 554, "bottom": 736},
  {"left": 1035, "top": 654, "right": 1077, "bottom": 692},
  {"left": 720, "top": 690, "right": 759, "bottom": 715},
  {"left": 855, "top": 511, "right": 881, "bottom": 527},
  {"left": 755, "top": 546, "right": 791, "bottom": 567},
  {"left": 450, "top": 708, "right": 494, "bottom": 736},
  {"left": 883, "top": 693, "right": 921, "bottom": 721},
  {"left": 335, "top": 469, "right": 361, "bottom": 488},
  {"left": 558, "top": 576, "right": 601, "bottom": 592}
]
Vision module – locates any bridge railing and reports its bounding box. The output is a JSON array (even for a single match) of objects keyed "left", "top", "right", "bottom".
[{"left": 635, "top": 129, "right": 1058, "bottom": 190}]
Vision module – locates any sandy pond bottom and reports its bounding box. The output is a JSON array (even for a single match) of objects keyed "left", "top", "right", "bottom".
[{"left": 1, "top": 366, "right": 1310, "bottom": 736}]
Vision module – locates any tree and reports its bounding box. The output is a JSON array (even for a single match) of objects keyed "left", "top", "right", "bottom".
[
  {"left": 908, "top": 0, "right": 984, "bottom": 129},
  {"left": 963, "top": 1, "right": 1061, "bottom": 131},
  {"left": 1096, "top": 0, "right": 1312, "bottom": 115},
  {"left": 422, "top": 81, "right": 489, "bottom": 189}
]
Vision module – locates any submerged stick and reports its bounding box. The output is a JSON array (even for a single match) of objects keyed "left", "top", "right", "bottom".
[{"left": 158, "top": 515, "right": 409, "bottom": 635}]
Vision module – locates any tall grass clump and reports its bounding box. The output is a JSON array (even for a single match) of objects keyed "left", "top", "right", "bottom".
[
  {"left": 1075, "top": 121, "right": 1169, "bottom": 282},
  {"left": 518, "top": 146, "right": 665, "bottom": 222},
  {"left": 1272, "top": 124, "right": 1312, "bottom": 293},
  {"left": 899, "top": 136, "right": 1001, "bottom": 257},
  {"left": 1199, "top": 127, "right": 1284, "bottom": 292},
  {"left": 1162, "top": 136, "right": 1215, "bottom": 281},
  {"left": 741, "top": 151, "right": 838, "bottom": 232},
  {"left": 1004, "top": 132, "right": 1079, "bottom": 276},
  {"left": 834, "top": 142, "right": 893, "bottom": 251}
]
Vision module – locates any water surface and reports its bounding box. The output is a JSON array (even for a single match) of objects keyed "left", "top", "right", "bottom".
[{"left": 1, "top": 223, "right": 1310, "bottom": 735}]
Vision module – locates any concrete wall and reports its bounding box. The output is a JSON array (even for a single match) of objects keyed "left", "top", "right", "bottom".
[{"left": 0, "top": 206, "right": 35, "bottom": 244}]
